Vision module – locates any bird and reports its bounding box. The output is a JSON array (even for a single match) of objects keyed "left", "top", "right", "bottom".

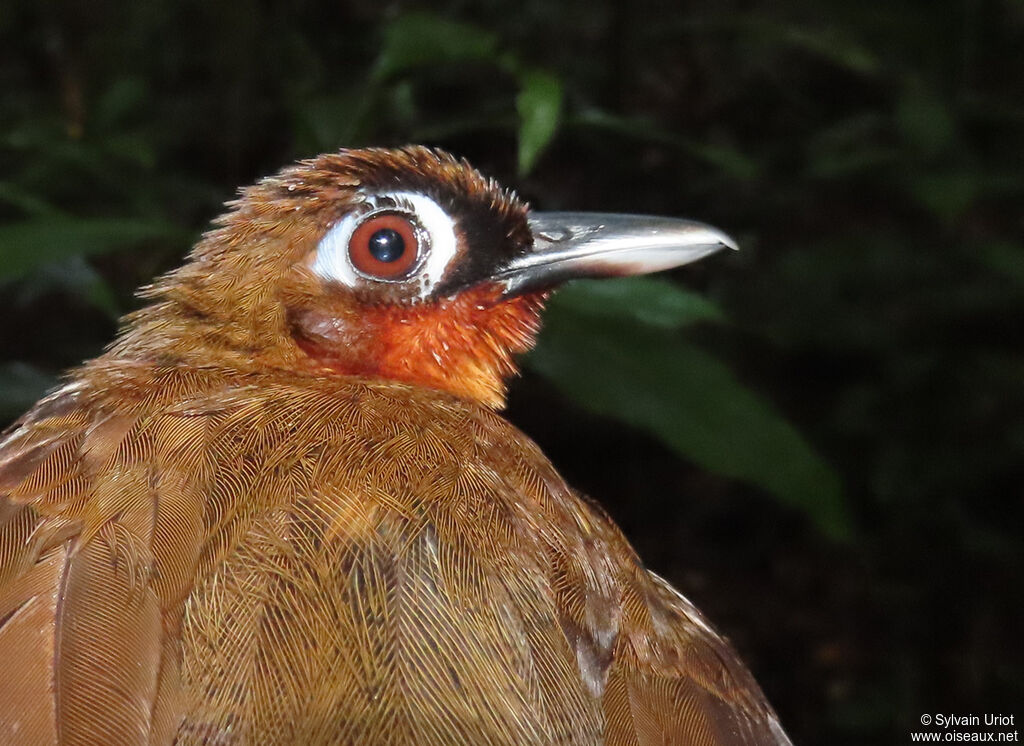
[{"left": 0, "top": 146, "right": 791, "bottom": 745}]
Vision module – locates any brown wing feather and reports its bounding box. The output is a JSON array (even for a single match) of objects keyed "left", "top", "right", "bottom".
[
  {"left": 168, "top": 376, "right": 789, "bottom": 745},
  {"left": 175, "top": 381, "right": 607, "bottom": 744},
  {"left": 601, "top": 557, "right": 791, "bottom": 746},
  {"left": 0, "top": 545, "right": 65, "bottom": 745},
  {"left": 1, "top": 370, "right": 789, "bottom": 745},
  {"left": 0, "top": 379, "right": 216, "bottom": 746}
]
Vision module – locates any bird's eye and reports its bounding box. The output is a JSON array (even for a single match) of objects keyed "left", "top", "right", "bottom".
[{"left": 348, "top": 213, "right": 421, "bottom": 279}]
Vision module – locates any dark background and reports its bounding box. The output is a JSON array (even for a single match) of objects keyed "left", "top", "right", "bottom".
[{"left": 2, "top": 1, "right": 1022, "bottom": 742}]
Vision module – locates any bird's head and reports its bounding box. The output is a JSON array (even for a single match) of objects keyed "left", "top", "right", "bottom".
[{"left": 119, "top": 147, "right": 734, "bottom": 408}]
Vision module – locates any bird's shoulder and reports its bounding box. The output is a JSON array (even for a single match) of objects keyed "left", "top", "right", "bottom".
[
  {"left": 0, "top": 360, "right": 579, "bottom": 584},
  {"left": 0, "top": 363, "right": 790, "bottom": 745}
]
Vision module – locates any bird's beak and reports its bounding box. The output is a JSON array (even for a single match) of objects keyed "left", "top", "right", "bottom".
[{"left": 496, "top": 212, "right": 738, "bottom": 297}]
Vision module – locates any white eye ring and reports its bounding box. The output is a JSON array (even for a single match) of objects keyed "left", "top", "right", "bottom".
[{"left": 312, "top": 191, "right": 458, "bottom": 297}]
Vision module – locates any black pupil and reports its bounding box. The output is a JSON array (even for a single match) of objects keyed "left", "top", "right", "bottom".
[{"left": 368, "top": 228, "right": 405, "bottom": 263}]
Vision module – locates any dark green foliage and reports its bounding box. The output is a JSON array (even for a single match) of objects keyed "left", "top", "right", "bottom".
[
  {"left": 2, "top": 1, "right": 1022, "bottom": 742},
  {"left": 0, "top": 217, "right": 184, "bottom": 281},
  {"left": 531, "top": 299, "right": 849, "bottom": 540}
]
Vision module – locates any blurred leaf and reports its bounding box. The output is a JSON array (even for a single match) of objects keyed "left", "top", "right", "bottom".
[
  {"left": 296, "top": 91, "right": 370, "bottom": 150},
  {"left": 743, "top": 18, "right": 881, "bottom": 75},
  {"left": 94, "top": 77, "right": 148, "bottom": 129},
  {"left": 516, "top": 69, "right": 563, "bottom": 175},
  {"left": 904, "top": 171, "right": 979, "bottom": 219},
  {"left": 18, "top": 139, "right": 115, "bottom": 184},
  {"left": 528, "top": 310, "right": 850, "bottom": 540},
  {"left": 780, "top": 26, "right": 881, "bottom": 75},
  {"left": 409, "top": 113, "right": 516, "bottom": 142},
  {"left": 102, "top": 132, "right": 158, "bottom": 169},
  {"left": 806, "top": 146, "right": 900, "bottom": 179},
  {"left": 388, "top": 80, "right": 419, "bottom": 129},
  {"left": 977, "top": 241, "right": 1024, "bottom": 287},
  {"left": 0, "top": 362, "right": 56, "bottom": 422},
  {"left": 808, "top": 112, "right": 885, "bottom": 150},
  {"left": 374, "top": 14, "right": 499, "bottom": 80},
  {"left": 805, "top": 113, "right": 900, "bottom": 179},
  {"left": 27, "top": 255, "right": 122, "bottom": 318},
  {"left": 574, "top": 109, "right": 760, "bottom": 181},
  {"left": 0, "top": 217, "right": 182, "bottom": 282},
  {"left": 896, "top": 84, "right": 956, "bottom": 158},
  {"left": 0, "top": 181, "right": 60, "bottom": 217},
  {"left": 550, "top": 277, "right": 725, "bottom": 329}
]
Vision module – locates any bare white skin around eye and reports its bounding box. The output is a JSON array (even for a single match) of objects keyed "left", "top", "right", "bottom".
[{"left": 312, "top": 191, "right": 458, "bottom": 298}]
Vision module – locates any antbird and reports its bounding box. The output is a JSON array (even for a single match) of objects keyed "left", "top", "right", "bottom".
[{"left": 0, "top": 147, "right": 792, "bottom": 745}]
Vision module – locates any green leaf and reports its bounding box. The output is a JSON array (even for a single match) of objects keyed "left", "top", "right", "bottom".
[
  {"left": 550, "top": 277, "right": 725, "bottom": 329},
  {"left": 573, "top": 109, "right": 760, "bottom": 181},
  {"left": 374, "top": 14, "right": 499, "bottom": 80},
  {"left": 806, "top": 146, "right": 900, "bottom": 180},
  {"left": 94, "top": 77, "right": 148, "bottom": 129},
  {"left": 804, "top": 113, "right": 899, "bottom": 179},
  {"left": 0, "top": 181, "right": 61, "bottom": 217},
  {"left": 896, "top": 84, "right": 956, "bottom": 158},
  {"left": 739, "top": 17, "right": 881, "bottom": 75},
  {"left": 27, "top": 255, "right": 122, "bottom": 318},
  {"left": 904, "top": 171, "right": 978, "bottom": 220},
  {"left": 0, "top": 217, "right": 182, "bottom": 282},
  {"left": 516, "top": 69, "right": 563, "bottom": 175},
  {"left": 527, "top": 309, "right": 850, "bottom": 540},
  {"left": 778, "top": 26, "right": 881, "bottom": 76},
  {"left": 296, "top": 91, "right": 370, "bottom": 150},
  {"left": 977, "top": 241, "right": 1024, "bottom": 288},
  {"left": 0, "top": 362, "right": 57, "bottom": 422}
]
